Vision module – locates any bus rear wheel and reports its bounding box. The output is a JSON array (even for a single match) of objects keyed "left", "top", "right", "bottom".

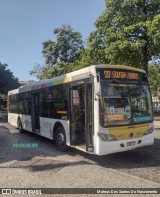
[{"left": 55, "top": 126, "right": 67, "bottom": 151}]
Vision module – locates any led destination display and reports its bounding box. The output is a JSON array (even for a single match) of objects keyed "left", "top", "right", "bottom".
[
  {"left": 96, "top": 68, "right": 148, "bottom": 82},
  {"left": 104, "top": 70, "right": 140, "bottom": 80}
]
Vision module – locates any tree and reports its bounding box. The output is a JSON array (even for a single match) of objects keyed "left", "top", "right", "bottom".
[
  {"left": 30, "top": 62, "right": 72, "bottom": 80},
  {"left": 88, "top": 0, "right": 160, "bottom": 74},
  {"left": 29, "top": 63, "right": 44, "bottom": 79},
  {"left": 148, "top": 64, "right": 160, "bottom": 95},
  {"left": 0, "top": 62, "right": 20, "bottom": 94},
  {"left": 66, "top": 31, "right": 109, "bottom": 72},
  {"left": 30, "top": 25, "right": 84, "bottom": 79},
  {"left": 85, "top": 31, "right": 108, "bottom": 65},
  {"left": 42, "top": 25, "right": 84, "bottom": 65}
]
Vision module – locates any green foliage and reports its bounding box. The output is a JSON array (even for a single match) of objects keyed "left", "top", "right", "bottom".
[
  {"left": 88, "top": 0, "right": 160, "bottom": 73},
  {"left": 42, "top": 25, "right": 84, "bottom": 65},
  {"left": 30, "top": 25, "right": 84, "bottom": 79},
  {"left": 29, "top": 63, "right": 43, "bottom": 79},
  {"left": 69, "top": 47, "right": 106, "bottom": 72},
  {"left": 40, "top": 62, "right": 72, "bottom": 79},
  {"left": 0, "top": 62, "right": 20, "bottom": 94},
  {"left": 86, "top": 31, "right": 108, "bottom": 64},
  {"left": 148, "top": 64, "right": 160, "bottom": 95}
]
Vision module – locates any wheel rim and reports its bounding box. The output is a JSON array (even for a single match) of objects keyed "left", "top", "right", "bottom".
[{"left": 57, "top": 132, "right": 64, "bottom": 145}]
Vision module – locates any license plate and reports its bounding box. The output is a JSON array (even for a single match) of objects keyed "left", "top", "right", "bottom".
[{"left": 127, "top": 141, "right": 136, "bottom": 146}]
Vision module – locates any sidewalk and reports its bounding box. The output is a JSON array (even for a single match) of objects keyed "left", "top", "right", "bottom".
[{"left": 154, "top": 117, "right": 160, "bottom": 129}]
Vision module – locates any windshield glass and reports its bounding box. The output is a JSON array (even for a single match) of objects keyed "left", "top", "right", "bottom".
[{"left": 100, "top": 81, "right": 153, "bottom": 127}]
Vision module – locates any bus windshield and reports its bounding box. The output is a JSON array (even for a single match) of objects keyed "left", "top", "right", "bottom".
[{"left": 100, "top": 81, "right": 153, "bottom": 127}]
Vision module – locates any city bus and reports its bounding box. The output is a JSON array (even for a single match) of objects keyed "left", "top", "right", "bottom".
[{"left": 8, "top": 65, "right": 154, "bottom": 155}]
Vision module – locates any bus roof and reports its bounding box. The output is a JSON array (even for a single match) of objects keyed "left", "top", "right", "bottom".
[{"left": 8, "top": 64, "right": 146, "bottom": 95}]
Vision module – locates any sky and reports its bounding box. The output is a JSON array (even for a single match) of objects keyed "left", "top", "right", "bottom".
[{"left": 0, "top": 0, "right": 105, "bottom": 81}]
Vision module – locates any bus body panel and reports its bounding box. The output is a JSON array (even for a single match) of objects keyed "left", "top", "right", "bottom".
[
  {"left": 8, "top": 113, "right": 19, "bottom": 127},
  {"left": 40, "top": 118, "right": 70, "bottom": 145}
]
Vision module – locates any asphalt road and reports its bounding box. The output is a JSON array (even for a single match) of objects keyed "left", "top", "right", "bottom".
[{"left": 0, "top": 119, "right": 160, "bottom": 196}]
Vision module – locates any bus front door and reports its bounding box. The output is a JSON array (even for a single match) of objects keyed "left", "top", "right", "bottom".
[
  {"left": 31, "top": 93, "right": 40, "bottom": 132},
  {"left": 70, "top": 83, "right": 93, "bottom": 152}
]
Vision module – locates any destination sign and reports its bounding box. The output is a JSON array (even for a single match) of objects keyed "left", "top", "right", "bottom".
[
  {"left": 96, "top": 68, "right": 148, "bottom": 82},
  {"left": 104, "top": 70, "right": 140, "bottom": 80},
  {"left": 104, "top": 114, "right": 125, "bottom": 123}
]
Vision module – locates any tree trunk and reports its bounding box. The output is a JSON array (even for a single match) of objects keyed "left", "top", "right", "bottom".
[
  {"left": 143, "top": 43, "right": 148, "bottom": 75},
  {"left": 142, "top": 1, "right": 148, "bottom": 75}
]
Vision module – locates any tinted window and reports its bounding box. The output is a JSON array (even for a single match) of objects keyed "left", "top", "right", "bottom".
[{"left": 40, "top": 84, "right": 69, "bottom": 119}]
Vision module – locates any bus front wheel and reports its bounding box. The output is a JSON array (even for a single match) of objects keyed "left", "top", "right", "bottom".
[{"left": 55, "top": 126, "right": 67, "bottom": 151}]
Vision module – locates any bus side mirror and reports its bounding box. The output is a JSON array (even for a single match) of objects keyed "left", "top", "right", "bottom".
[{"left": 94, "top": 82, "right": 101, "bottom": 96}]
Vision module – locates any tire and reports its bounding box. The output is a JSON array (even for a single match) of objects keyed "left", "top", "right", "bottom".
[
  {"left": 55, "top": 126, "right": 67, "bottom": 151},
  {"left": 17, "top": 118, "right": 24, "bottom": 133}
]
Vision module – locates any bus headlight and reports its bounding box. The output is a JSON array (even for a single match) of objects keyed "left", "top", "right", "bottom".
[
  {"left": 98, "top": 133, "right": 116, "bottom": 141},
  {"left": 144, "top": 127, "right": 153, "bottom": 135}
]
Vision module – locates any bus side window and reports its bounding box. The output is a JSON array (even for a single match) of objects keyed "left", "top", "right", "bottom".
[{"left": 39, "top": 84, "right": 69, "bottom": 119}]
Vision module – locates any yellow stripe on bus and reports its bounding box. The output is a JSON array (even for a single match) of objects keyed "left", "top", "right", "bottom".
[
  {"left": 109, "top": 123, "right": 149, "bottom": 141},
  {"left": 53, "top": 77, "right": 71, "bottom": 85}
]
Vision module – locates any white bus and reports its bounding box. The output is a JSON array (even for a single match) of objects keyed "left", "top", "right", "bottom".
[{"left": 8, "top": 65, "right": 154, "bottom": 155}]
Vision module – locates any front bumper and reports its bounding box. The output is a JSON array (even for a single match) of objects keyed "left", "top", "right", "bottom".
[{"left": 96, "top": 133, "right": 154, "bottom": 156}]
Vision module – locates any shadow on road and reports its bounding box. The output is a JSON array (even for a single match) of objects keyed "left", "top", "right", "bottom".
[
  {"left": 0, "top": 121, "right": 93, "bottom": 172},
  {"left": 0, "top": 119, "right": 160, "bottom": 183}
]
